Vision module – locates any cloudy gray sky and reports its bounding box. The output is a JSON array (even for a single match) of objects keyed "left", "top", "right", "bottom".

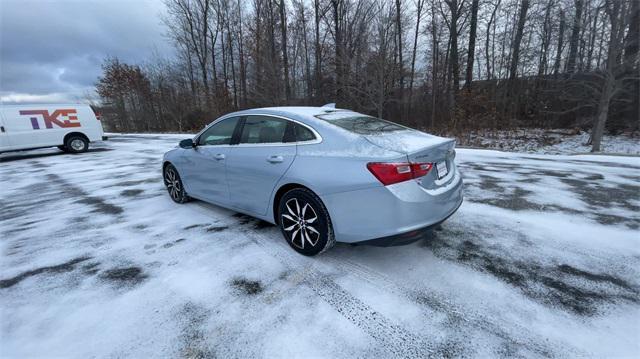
[{"left": 0, "top": 0, "right": 172, "bottom": 104}]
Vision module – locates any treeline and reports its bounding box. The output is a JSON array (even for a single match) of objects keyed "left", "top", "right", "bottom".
[{"left": 96, "top": 0, "right": 639, "bottom": 151}]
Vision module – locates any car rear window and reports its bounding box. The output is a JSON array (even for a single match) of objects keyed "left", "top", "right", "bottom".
[{"left": 315, "top": 112, "right": 405, "bottom": 135}]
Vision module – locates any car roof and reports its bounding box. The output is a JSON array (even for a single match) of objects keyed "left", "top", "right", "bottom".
[{"left": 222, "top": 106, "right": 363, "bottom": 129}]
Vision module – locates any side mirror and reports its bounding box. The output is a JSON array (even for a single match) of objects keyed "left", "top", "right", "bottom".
[{"left": 179, "top": 139, "right": 195, "bottom": 149}]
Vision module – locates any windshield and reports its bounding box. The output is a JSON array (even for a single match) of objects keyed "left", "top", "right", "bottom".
[{"left": 315, "top": 112, "right": 405, "bottom": 135}]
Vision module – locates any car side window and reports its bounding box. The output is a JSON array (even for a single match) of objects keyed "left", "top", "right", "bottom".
[
  {"left": 295, "top": 124, "right": 316, "bottom": 142},
  {"left": 239, "top": 116, "right": 288, "bottom": 144},
  {"left": 198, "top": 117, "right": 240, "bottom": 146}
]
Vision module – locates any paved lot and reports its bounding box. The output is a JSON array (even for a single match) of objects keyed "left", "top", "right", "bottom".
[{"left": 1, "top": 134, "right": 639, "bottom": 358}]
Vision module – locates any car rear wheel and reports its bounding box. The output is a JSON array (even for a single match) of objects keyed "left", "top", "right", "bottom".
[
  {"left": 278, "top": 188, "right": 335, "bottom": 256},
  {"left": 65, "top": 135, "right": 89, "bottom": 153},
  {"left": 164, "top": 164, "right": 190, "bottom": 203}
]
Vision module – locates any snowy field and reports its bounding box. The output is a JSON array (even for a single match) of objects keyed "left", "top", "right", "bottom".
[
  {"left": 1, "top": 134, "right": 639, "bottom": 358},
  {"left": 446, "top": 128, "right": 640, "bottom": 155}
]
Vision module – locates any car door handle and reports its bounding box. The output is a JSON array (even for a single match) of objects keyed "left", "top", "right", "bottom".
[
  {"left": 267, "top": 155, "right": 284, "bottom": 163},
  {"left": 214, "top": 153, "right": 225, "bottom": 161}
]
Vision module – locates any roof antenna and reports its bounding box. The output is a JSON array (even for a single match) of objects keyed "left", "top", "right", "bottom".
[{"left": 322, "top": 103, "right": 336, "bottom": 108}]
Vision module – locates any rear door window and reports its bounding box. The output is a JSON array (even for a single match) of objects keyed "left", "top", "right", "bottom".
[{"left": 239, "top": 116, "right": 289, "bottom": 144}]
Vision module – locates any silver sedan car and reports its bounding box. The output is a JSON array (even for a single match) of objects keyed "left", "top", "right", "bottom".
[{"left": 162, "top": 105, "right": 463, "bottom": 256}]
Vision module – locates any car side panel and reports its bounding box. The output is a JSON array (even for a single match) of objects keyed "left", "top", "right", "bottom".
[
  {"left": 178, "top": 146, "right": 232, "bottom": 205},
  {"left": 226, "top": 145, "right": 296, "bottom": 216}
]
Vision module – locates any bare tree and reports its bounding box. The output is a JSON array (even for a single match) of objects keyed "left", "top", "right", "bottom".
[
  {"left": 96, "top": 0, "right": 638, "bottom": 147},
  {"left": 279, "top": 0, "right": 292, "bottom": 102},
  {"left": 408, "top": 0, "right": 425, "bottom": 105},
  {"left": 566, "top": 0, "right": 583, "bottom": 73},
  {"left": 553, "top": 8, "right": 566, "bottom": 76},
  {"left": 464, "top": 0, "right": 479, "bottom": 89},
  {"left": 485, "top": 0, "right": 501, "bottom": 79},
  {"left": 590, "top": 0, "right": 635, "bottom": 151},
  {"left": 508, "top": 0, "right": 530, "bottom": 79}
]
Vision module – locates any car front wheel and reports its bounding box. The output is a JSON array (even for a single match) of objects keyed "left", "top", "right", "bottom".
[
  {"left": 164, "top": 164, "right": 190, "bottom": 203},
  {"left": 278, "top": 188, "right": 335, "bottom": 256}
]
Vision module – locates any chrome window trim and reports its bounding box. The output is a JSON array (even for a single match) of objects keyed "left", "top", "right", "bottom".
[{"left": 195, "top": 113, "right": 323, "bottom": 148}]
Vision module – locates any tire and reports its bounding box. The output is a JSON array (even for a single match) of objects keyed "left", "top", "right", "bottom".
[
  {"left": 163, "top": 164, "right": 190, "bottom": 204},
  {"left": 65, "top": 135, "right": 89, "bottom": 153},
  {"left": 278, "top": 188, "right": 335, "bottom": 256}
]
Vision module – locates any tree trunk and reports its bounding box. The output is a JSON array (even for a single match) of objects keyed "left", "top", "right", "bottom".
[
  {"left": 591, "top": 74, "right": 612, "bottom": 152},
  {"left": 332, "top": 0, "right": 343, "bottom": 101},
  {"left": 445, "top": 0, "right": 460, "bottom": 93},
  {"left": 591, "top": 0, "right": 624, "bottom": 152},
  {"left": 431, "top": 0, "right": 438, "bottom": 129},
  {"left": 227, "top": 31, "right": 238, "bottom": 109},
  {"left": 300, "top": 3, "right": 313, "bottom": 102},
  {"left": 395, "top": 0, "right": 404, "bottom": 96},
  {"left": 485, "top": 0, "right": 500, "bottom": 79},
  {"left": 464, "top": 0, "right": 479, "bottom": 90},
  {"left": 585, "top": 5, "right": 600, "bottom": 71},
  {"left": 314, "top": 0, "right": 322, "bottom": 101},
  {"left": 237, "top": 0, "right": 248, "bottom": 107},
  {"left": 509, "top": 0, "right": 530, "bottom": 80},
  {"left": 279, "top": 0, "right": 291, "bottom": 102},
  {"left": 566, "top": 0, "right": 583, "bottom": 73},
  {"left": 537, "top": 0, "right": 553, "bottom": 77},
  {"left": 623, "top": 0, "right": 639, "bottom": 71},
  {"left": 408, "top": 0, "right": 424, "bottom": 120},
  {"left": 553, "top": 9, "right": 565, "bottom": 76}
]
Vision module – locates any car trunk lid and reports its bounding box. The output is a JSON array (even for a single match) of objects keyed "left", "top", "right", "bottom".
[{"left": 363, "top": 130, "right": 456, "bottom": 188}]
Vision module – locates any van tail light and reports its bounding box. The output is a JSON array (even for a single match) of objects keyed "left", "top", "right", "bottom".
[
  {"left": 367, "top": 162, "right": 433, "bottom": 186},
  {"left": 90, "top": 106, "right": 101, "bottom": 121}
]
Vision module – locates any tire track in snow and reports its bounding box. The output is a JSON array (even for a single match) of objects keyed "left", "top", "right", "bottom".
[
  {"left": 44, "top": 172, "right": 124, "bottom": 215},
  {"left": 251, "top": 226, "right": 576, "bottom": 357},
  {"left": 247, "top": 230, "right": 435, "bottom": 358},
  {"left": 320, "top": 253, "right": 581, "bottom": 357},
  {"left": 189, "top": 199, "right": 576, "bottom": 357},
  {"left": 191, "top": 202, "right": 434, "bottom": 358}
]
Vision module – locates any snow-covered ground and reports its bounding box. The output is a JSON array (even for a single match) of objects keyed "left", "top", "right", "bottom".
[
  {"left": 1, "top": 134, "right": 639, "bottom": 358},
  {"left": 447, "top": 128, "right": 640, "bottom": 155}
]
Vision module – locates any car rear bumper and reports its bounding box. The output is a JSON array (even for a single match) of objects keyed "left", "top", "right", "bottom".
[
  {"left": 321, "top": 165, "right": 463, "bottom": 244},
  {"left": 355, "top": 197, "right": 462, "bottom": 246}
]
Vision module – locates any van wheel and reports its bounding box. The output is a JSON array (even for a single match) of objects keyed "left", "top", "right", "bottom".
[{"left": 65, "top": 136, "right": 89, "bottom": 153}]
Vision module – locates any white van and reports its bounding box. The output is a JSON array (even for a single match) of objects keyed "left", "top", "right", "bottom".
[{"left": 0, "top": 104, "right": 105, "bottom": 153}]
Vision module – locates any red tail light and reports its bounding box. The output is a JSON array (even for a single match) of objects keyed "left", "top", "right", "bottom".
[{"left": 367, "top": 162, "right": 433, "bottom": 186}]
